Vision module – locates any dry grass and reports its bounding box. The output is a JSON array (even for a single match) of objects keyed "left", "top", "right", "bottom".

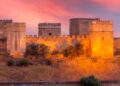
[{"left": 0, "top": 56, "right": 119, "bottom": 82}]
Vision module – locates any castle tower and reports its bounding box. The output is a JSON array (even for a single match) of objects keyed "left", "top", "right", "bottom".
[
  {"left": 6, "top": 23, "right": 26, "bottom": 54},
  {"left": 90, "top": 20, "right": 114, "bottom": 59},
  {"left": 70, "top": 18, "right": 114, "bottom": 58},
  {"left": 70, "top": 18, "right": 100, "bottom": 35},
  {"left": 38, "top": 23, "right": 61, "bottom": 36},
  {"left": 0, "top": 20, "right": 13, "bottom": 54},
  {"left": 0, "top": 20, "right": 26, "bottom": 55}
]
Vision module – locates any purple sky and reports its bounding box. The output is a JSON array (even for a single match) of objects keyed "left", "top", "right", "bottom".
[{"left": 0, "top": 0, "right": 120, "bottom": 37}]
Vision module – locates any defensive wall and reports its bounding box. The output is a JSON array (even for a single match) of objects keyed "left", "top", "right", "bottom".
[{"left": 26, "top": 35, "right": 91, "bottom": 56}]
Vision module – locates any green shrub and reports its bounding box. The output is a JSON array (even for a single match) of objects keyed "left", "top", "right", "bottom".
[
  {"left": 80, "top": 76, "right": 102, "bottom": 86},
  {"left": 25, "top": 43, "right": 49, "bottom": 58},
  {"left": 62, "top": 42, "right": 83, "bottom": 58},
  {"left": 7, "top": 60, "right": 14, "bottom": 66},
  {"left": 7, "top": 59, "right": 30, "bottom": 67},
  {"left": 40, "top": 59, "right": 52, "bottom": 66},
  {"left": 62, "top": 46, "right": 73, "bottom": 58},
  {"left": 16, "top": 59, "right": 29, "bottom": 66},
  {"left": 45, "top": 59, "right": 52, "bottom": 65},
  {"left": 73, "top": 42, "right": 83, "bottom": 57}
]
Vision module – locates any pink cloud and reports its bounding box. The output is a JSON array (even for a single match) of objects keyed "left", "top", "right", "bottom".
[
  {"left": 2, "top": 0, "right": 117, "bottom": 35},
  {"left": 0, "top": 0, "right": 93, "bottom": 35}
]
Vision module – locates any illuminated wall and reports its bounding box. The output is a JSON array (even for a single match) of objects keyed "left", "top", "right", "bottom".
[
  {"left": 90, "top": 21, "right": 114, "bottom": 58},
  {"left": 26, "top": 35, "right": 91, "bottom": 56},
  {"left": 26, "top": 20, "right": 114, "bottom": 58},
  {"left": 69, "top": 18, "right": 114, "bottom": 58}
]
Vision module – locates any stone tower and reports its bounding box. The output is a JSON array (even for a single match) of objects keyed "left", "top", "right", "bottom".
[
  {"left": 0, "top": 20, "right": 26, "bottom": 55},
  {"left": 70, "top": 18, "right": 114, "bottom": 58},
  {"left": 38, "top": 23, "right": 61, "bottom": 36},
  {"left": 70, "top": 18, "right": 100, "bottom": 35}
]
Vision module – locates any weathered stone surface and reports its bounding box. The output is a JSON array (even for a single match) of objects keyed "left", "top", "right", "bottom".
[
  {"left": 70, "top": 18, "right": 114, "bottom": 58},
  {"left": 38, "top": 23, "right": 61, "bottom": 36},
  {"left": 0, "top": 20, "right": 26, "bottom": 55}
]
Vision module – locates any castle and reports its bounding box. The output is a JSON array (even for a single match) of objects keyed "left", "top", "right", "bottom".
[{"left": 0, "top": 18, "right": 114, "bottom": 58}]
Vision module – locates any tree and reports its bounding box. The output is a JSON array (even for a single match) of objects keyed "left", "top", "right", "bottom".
[
  {"left": 62, "top": 46, "right": 73, "bottom": 58},
  {"left": 25, "top": 43, "right": 49, "bottom": 58},
  {"left": 80, "top": 76, "right": 102, "bottom": 86},
  {"left": 62, "top": 42, "right": 83, "bottom": 58}
]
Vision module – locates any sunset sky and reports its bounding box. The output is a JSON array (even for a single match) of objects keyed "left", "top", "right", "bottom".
[{"left": 0, "top": 0, "right": 120, "bottom": 37}]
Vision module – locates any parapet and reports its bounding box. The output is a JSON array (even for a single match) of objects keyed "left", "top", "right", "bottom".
[
  {"left": 38, "top": 23, "right": 61, "bottom": 26},
  {"left": 90, "top": 20, "right": 113, "bottom": 32},
  {"left": 70, "top": 18, "right": 100, "bottom": 21},
  {"left": 91, "top": 20, "right": 113, "bottom": 25},
  {"left": 26, "top": 35, "right": 90, "bottom": 40}
]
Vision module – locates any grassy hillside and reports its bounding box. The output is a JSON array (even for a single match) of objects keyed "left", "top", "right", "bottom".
[{"left": 0, "top": 57, "right": 119, "bottom": 82}]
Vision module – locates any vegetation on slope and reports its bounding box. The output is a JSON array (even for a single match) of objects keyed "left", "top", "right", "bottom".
[{"left": 80, "top": 76, "right": 102, "bottom": 86}]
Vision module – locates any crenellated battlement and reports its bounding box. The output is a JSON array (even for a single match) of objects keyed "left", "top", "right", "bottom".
[
  {"left": 26, "top": 35, "right": 91, "bottom": 56},
  {"left": 26, "top": 35, "right": 90, "bottom": 39},
  {"left": 91, "top": 20, "right": 113, "bottom": 25}
]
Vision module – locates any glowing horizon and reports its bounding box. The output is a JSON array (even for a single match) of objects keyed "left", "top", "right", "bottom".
[{"left": 0, "top": 0, "right": 120, "bottom": 37}]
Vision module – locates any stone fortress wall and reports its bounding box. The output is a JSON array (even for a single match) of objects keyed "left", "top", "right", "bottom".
[
  {"left": 26, "top": 35, "right": 91, "bottom": 56},
  {"left": 90, "top": 20, "right": 114, "bottom": 58},
  {"left": 69, "top": 18, "right": 114, "bottom": 58},
  {"left": 0, "top": 18, "right": 116, "bottom": 59},
  {"left": 26, "top": 35, "right": 120, "bottom": 56}
]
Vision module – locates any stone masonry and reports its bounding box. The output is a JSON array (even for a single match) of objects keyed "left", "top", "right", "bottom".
[
  {"left": 0, "top": 19, "right": 114, "bottom": 59},
  {"left": 0, "top": 20, "right": 26, "bottom": 55},
  {"left": 70, "top": 18, "right": 114, "bottom": 58},
  {"left": 38, "top": 23, "right": 61, "bottom": 36}
]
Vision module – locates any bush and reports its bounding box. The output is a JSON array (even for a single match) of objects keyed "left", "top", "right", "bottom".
[
  {"left": 16, "top": 59, "right": 30, "bottom": 66},
  {"left": 7, "top": 59, "right": 30, "bottom": 67},
  {"left": 7, "top": 60, "right": 14, "bottom": 66},
  {"left": 44, "top": 59, "right": 52, "bottom": 65},
  {"left": 62, "top": 42, "right": 83, "bottom": 58},
  {"left": 40, "top": 59, "right": 52, "bottom": 66},
  {"left": 62, "top": 46, "right": 73, "bottom": 58},
  {"left": 80, "top": 76, "right": 102, "bottom": 86},
  {"left": 25, "top": 43, "right": 49, "bottom": 58},
  {"left": 73, "top": 42, "right": 83, "bottom": 57}
]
